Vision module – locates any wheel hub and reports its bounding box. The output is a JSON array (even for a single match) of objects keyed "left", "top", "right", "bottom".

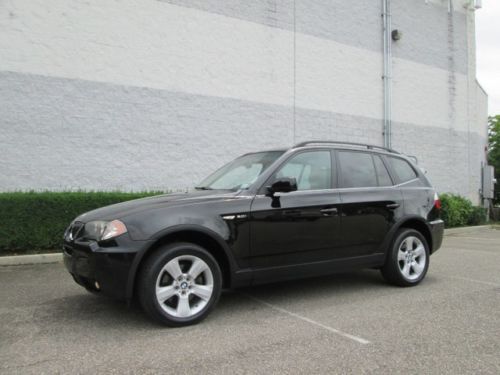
[
  {"left": 173, "top": 274, "right": 193, "bottom": 295},
  {"left": 405, "top": 250, "right": 416, "bottom": 263}
]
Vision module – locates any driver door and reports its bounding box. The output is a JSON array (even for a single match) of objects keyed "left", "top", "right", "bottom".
[{"left": 249, "top": 150, "right": 342, "bottom": 269}]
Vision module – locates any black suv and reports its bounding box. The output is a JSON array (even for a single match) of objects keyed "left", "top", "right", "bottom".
[{"left": 63, "top": 141, "right": 444, "bottom": 326}]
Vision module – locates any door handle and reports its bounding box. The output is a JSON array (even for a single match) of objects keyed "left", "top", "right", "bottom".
[
  {"left": 320, "top": 207, "right": 338, "bottom": 215},
  {"left": 386, "top": 203, "right": 400, "bottom": 209}
]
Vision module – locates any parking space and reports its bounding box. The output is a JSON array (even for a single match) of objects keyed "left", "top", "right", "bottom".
[{"left": 1, "top": 227, "right": 499, "bottom": 374}]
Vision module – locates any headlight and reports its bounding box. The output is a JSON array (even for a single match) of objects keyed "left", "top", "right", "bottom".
[{"left": 84, "top": 220, "right": 127, "bottom": 241}]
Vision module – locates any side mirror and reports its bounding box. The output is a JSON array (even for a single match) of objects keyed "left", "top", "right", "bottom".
[{"left": 266, "top": 177, "right": 298, "bottom": 196}]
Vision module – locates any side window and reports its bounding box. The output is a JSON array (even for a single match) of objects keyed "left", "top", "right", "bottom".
[
  {"left": 374, "top": 156, "right": 393, "bottom": 186},
  {"left": 274, "top": 151, "right": 331, "bottom": 191},
  {"left": 388, "top": 156, "right": 418, "bottom": 183},
  {"left": 338, "top": 151, "right": 377, "bottom": 188}
]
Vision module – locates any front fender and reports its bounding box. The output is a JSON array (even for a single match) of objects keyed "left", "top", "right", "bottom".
[{"left": 125, "top": 224, "right": 238, "bottom": 301}]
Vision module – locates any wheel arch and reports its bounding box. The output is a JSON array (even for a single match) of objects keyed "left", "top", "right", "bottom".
[
  {"left": 382, "top": 216, "right": 434, "bottom": 257},
  {"left": 126, "top": 225, "right": 236, "bottom": 302}
]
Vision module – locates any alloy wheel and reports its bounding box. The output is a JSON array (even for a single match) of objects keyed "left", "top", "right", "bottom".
[
  {"left": 397, "top": 236, "right": 427, "bottom": 281},
  {"left": 155, "top": 255, "right": 214, "bottom": 318}
]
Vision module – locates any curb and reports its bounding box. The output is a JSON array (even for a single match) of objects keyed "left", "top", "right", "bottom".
[
  {"left": 0, "top": 225, "right": 497, "bottom": 267},
  {"left": 444, "top": 224, "right": 493, "bottom": 235},
  {"left": 0, "top": 253, "right": 62, "bottom": 266}
]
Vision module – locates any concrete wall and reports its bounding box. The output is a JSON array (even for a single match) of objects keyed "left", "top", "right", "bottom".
[{"left": 0, "top": 0, "right": 488, "bottom": 202}]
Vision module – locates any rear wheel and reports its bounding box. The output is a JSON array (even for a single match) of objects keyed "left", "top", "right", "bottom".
[
  {"left": 138, "top": 242, "right": 222, "bottom": 326},
  {"left": 381, "top": 229, "right": 429, "bottom": 287}
]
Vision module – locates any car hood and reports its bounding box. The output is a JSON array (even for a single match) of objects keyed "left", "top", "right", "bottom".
[{"left": 75, "top": 190, "right": 242, "bottom": 223}]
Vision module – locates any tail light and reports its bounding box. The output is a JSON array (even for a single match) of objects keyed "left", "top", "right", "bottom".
[{"left": 433, "top": 192, "right": 441, "bottom": 210}]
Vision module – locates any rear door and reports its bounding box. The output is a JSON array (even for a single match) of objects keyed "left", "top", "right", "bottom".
[{"left": 337, "top": 150, "right": 403, "bottom": 256}]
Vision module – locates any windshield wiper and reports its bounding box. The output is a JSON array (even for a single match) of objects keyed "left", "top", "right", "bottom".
[{"left": 194, "top": 186, "right": 213, "bottom": 190}]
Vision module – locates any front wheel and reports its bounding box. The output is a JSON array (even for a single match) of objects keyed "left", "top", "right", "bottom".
[
  {"left": 381, "top": 229, "right": 430, "bottom": 287},
  {"left": 138, "top": 242, "right": 222, "bottom": 326}
]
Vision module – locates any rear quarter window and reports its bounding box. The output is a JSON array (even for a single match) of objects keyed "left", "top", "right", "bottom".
[{"left": 387, "top": 156, "right": 418, "bottom": 183}]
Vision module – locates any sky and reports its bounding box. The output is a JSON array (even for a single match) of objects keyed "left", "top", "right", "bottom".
[{"left": 476, "top": 0, "right": 500, "bottom": 115}]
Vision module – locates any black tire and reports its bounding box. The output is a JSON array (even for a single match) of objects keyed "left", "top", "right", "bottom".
[
  {"left": 381, "top": 228, "right": 430, "bottom": 287},
  {"left": 138, "top": 242, "right": 222, "bottom": 327}
]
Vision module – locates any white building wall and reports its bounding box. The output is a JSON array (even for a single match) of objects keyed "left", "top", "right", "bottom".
[{"left": 0, "top": 0, "right": 488, "bottom": 202}]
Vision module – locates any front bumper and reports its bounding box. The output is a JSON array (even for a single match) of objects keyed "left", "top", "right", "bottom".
[
  {"left": 63, "top": 234, "right": 149, "bottom": 300},
  {"left": 429, "top": 219, "right": 445, "bottom": 254}
]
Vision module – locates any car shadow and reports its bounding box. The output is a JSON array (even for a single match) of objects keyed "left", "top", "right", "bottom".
[{"left": 38, "top": 269, "right": 438, "bottom": 330}]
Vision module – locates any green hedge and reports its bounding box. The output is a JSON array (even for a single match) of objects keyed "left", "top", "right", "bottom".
[
  {"left": 440, "top": 193, "right": 487, "bottom": 228},
  {"left": 0, "top": 191, "right": 163, "bottom": 255},
  {"left": 0, "top": 191, "right": 489, "bottom": 254}
]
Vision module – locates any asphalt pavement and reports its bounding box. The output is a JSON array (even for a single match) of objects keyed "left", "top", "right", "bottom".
[{"left": 1, "top": 227, "right": 499, "bottom": 374}]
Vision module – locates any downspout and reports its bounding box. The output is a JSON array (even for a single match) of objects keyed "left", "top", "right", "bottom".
[{"left": 382, "top": 0, "right": 392, "bottom": 148}]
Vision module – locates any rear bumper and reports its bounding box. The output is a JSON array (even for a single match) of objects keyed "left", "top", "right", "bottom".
[
  {"left": 63, "top": 235, "right": 150, "bottom": 300},
  {"left": 429, "top": 219, "right": 444, "bottom": 254}
]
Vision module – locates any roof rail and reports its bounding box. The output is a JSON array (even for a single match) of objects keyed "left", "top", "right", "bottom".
[{"left": 293, "top": 140, "right": 400, "bottom": 154}]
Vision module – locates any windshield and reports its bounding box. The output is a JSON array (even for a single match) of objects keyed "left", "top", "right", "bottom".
[{"left": 196, "top": 151, "right": 284, "bottom": 191}]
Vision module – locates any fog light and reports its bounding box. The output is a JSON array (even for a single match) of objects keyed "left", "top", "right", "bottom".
[{"left": 94, "top": 281, "right": 100, "bottom": 290}]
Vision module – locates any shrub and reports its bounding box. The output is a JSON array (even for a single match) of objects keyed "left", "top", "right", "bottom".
[
  {"left": 0, "top": 191, "right": 163, "bottom": 255},
  {"left": 468, "top": 206, "right": 487, "bottom": 226},
  {"left": 439, "top": 193, "right": 472, "bottom": 228},
  {"left": 439, "top": 193, "right": 486, "bottom": 228}
]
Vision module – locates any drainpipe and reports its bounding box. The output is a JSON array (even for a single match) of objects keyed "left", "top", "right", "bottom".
[{"left": 382, "top": 0, "right": 392, "bottom": 149}]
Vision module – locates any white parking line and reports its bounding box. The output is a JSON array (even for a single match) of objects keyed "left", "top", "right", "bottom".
[{"left": 246, "top": 294, "right": 371, "bottom": 345}]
